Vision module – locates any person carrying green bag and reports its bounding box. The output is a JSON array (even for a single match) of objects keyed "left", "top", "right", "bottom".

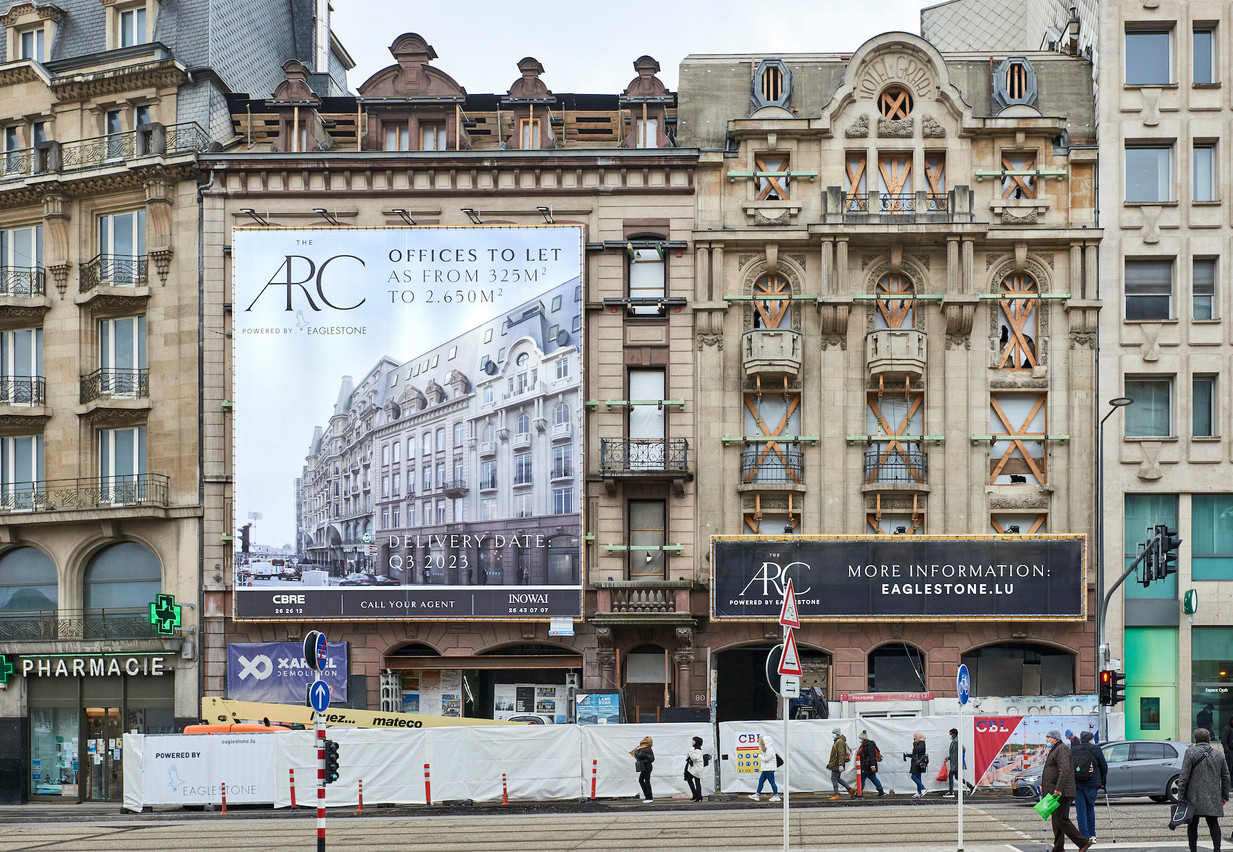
[{"left": 1041, "top": 730, "right": 1092, "bottom": 852}]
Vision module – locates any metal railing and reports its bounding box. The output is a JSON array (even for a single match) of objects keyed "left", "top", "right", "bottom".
[
  {"left": 80, "top": 254, "right": 148, "bottom": 290},
  {"left": 880, "top": 193, "right": 915, "bottom": 214},
  {"left": 79, "top": 368, "right": 149, "bottom": 403},
  {"left": 863, "top": 444, "right": 928, "bottom": 484},
  {"left": 925, "top": 193, "right": 949, "bottom": 212},
  {"left": 740, "top": 444, "right": 804, "bottom": 484},
  {"left": 845, "top": 193, "right": 869, "bottom": 212},
  {"left": 0, "top": 474, "right": 170, "bottom": 512},
  {"left": 599, "top": 437, "right": 690, "bottom": 473},
  {"left": 0, "top": 266, "right": 45, "bottom": 297},
  {"left": 0, "top": 607, "right": 159, "bottom": 641},
  {"left": 0, "top": 123, "right": 211, "bottom": 184},
  {"left": 0, "top": 376, "right": 45, "bottom": 405}
]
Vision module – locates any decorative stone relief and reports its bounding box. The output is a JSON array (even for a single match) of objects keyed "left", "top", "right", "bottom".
[
  {"left": 878, "top": 117, "right": 914, "bottom": 137},
  {"left": 845, "top": 114, "right": 869, "bottom": 138},
  {"left": 945, "top": 333, "right": 971, "bottom": 350},
  {"left": 1001, "top": 209, "right": 1038, "bottom": 225},
  {"left": 1137, "top": 323, "right": 1162, "bottom": 361},
  {"left": 988, "top": 494, "right": 1048, "bottom": 510},
  {"left": 820, "top": 333, "right": 847, "bottom": 350},
  {"left": 921, "top": 115, "right": 945, "bottom": 137},
  {"left": 1136, "top": 442, "right": 1163, "bottom": 480}
]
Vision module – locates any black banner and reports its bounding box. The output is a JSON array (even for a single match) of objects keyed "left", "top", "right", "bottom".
[
  {"left": 711, "top": 536, "right": 1085, "bottom": 620},
  {"left": 235, "top": 587, "right": 582, "bottom": 620}
]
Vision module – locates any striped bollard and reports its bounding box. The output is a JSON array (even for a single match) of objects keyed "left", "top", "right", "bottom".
[
  {"left": 424, "top": 762, "right": 432, "bottom": 805},
  {"left": 590, "top": 759, "right": 597, "bottom": 801},
  {"left": 220, "top": 779, "right": 227, "bottom": 814},
  {"left": 502, "top": 772, "right": 508, "bottom": 805},
  {"left": 357, "top": 778, "right": 364, "bottom": 813},
  {"left": 289, "top": 767, "right": 297, "bottom": 809}
]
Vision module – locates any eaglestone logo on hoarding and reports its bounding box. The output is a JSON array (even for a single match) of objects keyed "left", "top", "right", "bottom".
[
  {"left": 710, "top": 535, "right": 1086, "bottom": 621},
  {"left": 232, "top": 227, "right": 585, "bottom": 623}
]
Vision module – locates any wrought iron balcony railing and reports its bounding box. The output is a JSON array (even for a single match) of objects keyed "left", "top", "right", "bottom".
[
  {"left": 0, "top": 607, "right": 160, "bottom": 641},
  {"left": 0, "top": 265, "right": 45, "bottom": 297},
  {"left": 0, "top": 123, "right": 210, "bottom": 185},
  {"left": 863, "top": 444, "right": 928, "bottom": 484},
  {"left": 0, "top": 474, "right": 170, "bottom": 512},
  {"left": 0, "top": 376, "right": 45, "bottom": 405},
  {"left": 925, "top": 193, "right": 949, "bottom": 212},
  {"left": 880, "top": 193, "right": 915, "bottom": 214},
  {"left": 740, "top": 444, "right": 804, "bottom": 484},
  {"left": 1, "top": 149, "right": 36, "bottom": 179},
  {"left": 599, "top": 437, "right": 690, "bottom": 474},
  {"left": 80, "top": 254, "right": 148, "bottom": 290},
  {"left": 79, "top": 368, "right": 149, "bottom": 403},
  {"left": 845, "top": 193, "right": 869, "bottom": 212}
]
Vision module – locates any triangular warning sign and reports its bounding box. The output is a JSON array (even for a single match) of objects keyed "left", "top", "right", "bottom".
[
  {"left": 778, "top": 578, "right": 801, "bottom": 628},
  {"left": 778, "top": 628, "right": 803, "bottom": 676}
]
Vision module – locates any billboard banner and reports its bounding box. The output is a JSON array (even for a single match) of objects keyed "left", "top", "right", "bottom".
[
  {"left": 711, "top": 535, "right": 1084, "bottom": 621},
  {"left": 232, "top": 227, "right": 585, "bottom": 620},
  {"left": 226, "top": 641, "right": 348, "bottom": 703}
]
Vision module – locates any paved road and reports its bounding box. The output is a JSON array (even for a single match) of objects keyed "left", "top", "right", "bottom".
[{"left": 0, "top": 798, "right": 1202, "bottom": 851}]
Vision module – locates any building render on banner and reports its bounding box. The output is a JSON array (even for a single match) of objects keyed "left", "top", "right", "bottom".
[{"left": 0, "top": 0, "right": 349, "bottom": 804}]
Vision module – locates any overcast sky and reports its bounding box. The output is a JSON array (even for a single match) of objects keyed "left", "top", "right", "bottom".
[{"left": 329, "top": 1, "right": 929, "bottom": 94}]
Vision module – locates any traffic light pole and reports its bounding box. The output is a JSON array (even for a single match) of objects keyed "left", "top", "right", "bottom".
[
  {"left": 1097, "top": 538, "right": 1155, "bottom": 741},
  {"left": 316, "top": 695, "right": 326, "bottom": 852}
]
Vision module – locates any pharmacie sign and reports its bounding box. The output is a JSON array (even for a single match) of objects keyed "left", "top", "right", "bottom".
[
  {"left": 21, "top": 655, "right": 170, "bottom": 677},
  {"left": 711, "top": 535, "right": 1085, "bottom": 621}
]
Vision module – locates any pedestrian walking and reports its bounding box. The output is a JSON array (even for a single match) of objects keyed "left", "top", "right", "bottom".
[
  {"left": 1071, "top": 731, "right": 1107, "bottom": 843},
  {"left": 856, "top": 730, "right": 884, "bottom": 797},
  {"left": 1220, "top": 716, "right": 1233, "bottom": 787},
  {"left": 827, "top": 728, "right": 853, "bottom": 800},
  {"left": 1041, "top": 729, "right": 1091, "bottom": 852},
  {"left": 685, "top": 736, "right": 706, "bottom": 802},
  {"left": 1177, "top": 727, "right": 1230, "bottom": 852},
  {"left": 905, "top": 731, "right": 928, "bottom": 797},
  {"left": 630, "top": 736, "right": 655, "bottom": 803},
  {"left": 748, "top": 734, "right": 781, "bottom": 802},
  {"left": 944, "top": 727, "right": 975, "bottom": 797}
]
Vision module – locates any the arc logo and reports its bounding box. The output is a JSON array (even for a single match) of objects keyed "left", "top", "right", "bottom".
[
  {"left": 738, "top": 560, "right": 813, "bottom": 597},
  {"left": 236, "top": 654, "right": 274, "bottom": 681},
  {"left": 245, "top": 254, "right": 366, "bottom": 313}
]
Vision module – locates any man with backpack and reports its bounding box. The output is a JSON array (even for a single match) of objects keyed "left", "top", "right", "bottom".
[{"left": 1071, "top": 731, "right": 1107, "bottom": 843}]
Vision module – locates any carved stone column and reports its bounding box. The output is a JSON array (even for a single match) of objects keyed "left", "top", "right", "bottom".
[
  {"left": 143, "top": 170, "right": 175, "bottom": 252},
  {"left": 673, "top": 627, "right": 694, "bottom": 708},
  {"left": 40, "top": 192, "right": 70, "bottom": 269},
  {"left": 594, "top": 626, "right": 616, "bottom": 690}
]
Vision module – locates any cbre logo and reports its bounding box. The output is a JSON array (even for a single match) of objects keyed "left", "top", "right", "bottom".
[{"left": 245, "top": 254, "right": 366, "bottom": 313}]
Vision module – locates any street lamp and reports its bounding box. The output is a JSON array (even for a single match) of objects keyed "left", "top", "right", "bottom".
[{"left": 1096, "top": 396, "right": 1132, "bottom": 739}]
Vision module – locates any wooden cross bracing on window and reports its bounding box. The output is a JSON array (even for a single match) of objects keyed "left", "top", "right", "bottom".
[
  {"left": 743, "top": 394, "right": 801, "bottom": 483},
  {"left": 989, "top": 395, "right": 1046, "bottom": 484},
  {"left": 1000, "top": 152, "right": 1037, "bottom": 199},
  {"left": 879, "top": 155, "right": 912, "bottom": 197},
  {"left": 753, "top": 274, "right": 792, "bottom": 329},
  {"left": 997, "top": 273, "right": 1038, "bottom": 369},
  {"left": 880, "top": 88, "right": 911, "bottom": 120},
  {"left": 876, "top": 273, "right": 915, "bottom": 328},
  {"left": 866, "top": 493, "right": 922, "bottom": 533},
  {"left": 991, "top": 515, "right": 1045, "bottom": 534},
  {"left": 924, "top": 155, "right": 945, "bottom": 195},
  {"left": 755, "top": 154, "right": 790, "bottom": 201},
  {"left": 866, "top": 393, "right": 924, "bottom": 484},
  {"left": 845, "top": 154, "right": 867, "bottom": 210}
]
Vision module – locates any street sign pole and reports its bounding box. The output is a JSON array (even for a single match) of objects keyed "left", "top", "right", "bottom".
[
  {"left": 303, "top": 630, "right": 328, "bottom": 852},
  {"left": 775, "top": 579, "right": 800, "bottom": 852},
  {"left": 782, "top": 622, "right": 789, "bottom": 852},
  {"left": 956, "top": 663, "right": 970, "bottom": 852}
]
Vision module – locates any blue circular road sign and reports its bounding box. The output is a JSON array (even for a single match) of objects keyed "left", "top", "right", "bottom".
[
  {"left": 957, "top": 663, "right": 970, "bottom": 705},
  {"left": 309, "top": 679, "right": 331, "bottom": 713}
]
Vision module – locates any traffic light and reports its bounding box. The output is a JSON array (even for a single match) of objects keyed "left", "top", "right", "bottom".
[
  {"left": 1158, "top": 525, "right": 1181, "bottom": 579},
  {"left": 1140, "top": 537, "right": 1156, "bottom": 586},
  {"left": 240, "top": 523, "right": 252, "bottom": 554},
  {"left": 1109, "top": 670, "right": 1126, "bottom": 706},
  {"left": 324, "top": 738, "right": 340, "bottom": 785},
  {"left": 1098, "top": 669, "right": 1113, "bottom": 705}
]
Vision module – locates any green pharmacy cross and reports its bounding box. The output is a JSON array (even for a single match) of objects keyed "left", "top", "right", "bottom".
[
  {"left": 0, "top": 654, "right": 12, "bottom": 684},
  {"left": 149, "top": 594, "right": 182, "bottom": 636}
]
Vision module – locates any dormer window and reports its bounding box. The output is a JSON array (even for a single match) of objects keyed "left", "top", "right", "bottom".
[
  {"left": 761, "top": 66, "right": 783, "bottom": 103},
  {"left": 2, "top": 3, "right": 65, "bottom": 62},
  {"left": 750, "top": 59, "right": 791, "bottom": 112},
  {"left": 421, "top": 124, "right": 446, "bottom": 151},
  {"left": 992, "top": 57, "right": 1039, "bottom": 113},
  {"left": 18, "top": 26, "right": 44, "bottom": 61},
  {"left": 519, "top": 118, "right": 541, "bottom": 150},
  {"left": 385, "top": 124, "right": 409, "bottom": 151},
  {"left": 119, "top": 5, "right": 145, "bottom": 46},
  {"left": 101, "top": 0, "right": 156, "bottom": 51}
]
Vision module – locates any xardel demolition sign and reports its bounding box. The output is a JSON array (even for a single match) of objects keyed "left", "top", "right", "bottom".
[{"left": 711, "top": 535, "right": 1085, "bottom": 621}]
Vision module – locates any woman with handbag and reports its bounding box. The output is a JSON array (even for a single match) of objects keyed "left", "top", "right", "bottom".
[
  {"left": 906, "top": 732, "right": 929, "bottom": 797},
  {"left": 684, "top": 736, "right": 706, "bottom": 802},
  {"left": 748, "top": 734, "right": 781, "bottom": 802},
  {"left": 631, "top": 736, "right": 655, "bottom": 803},
  {"left": 1177, "top": 727, "right": 1231, "bottom": 852}
]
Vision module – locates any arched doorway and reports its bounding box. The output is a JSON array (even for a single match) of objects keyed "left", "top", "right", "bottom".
[
  {"left": 714, "top": 644, "right": 831, "bottom": 722},
  {"left": 961, "top": 642, "right": 1075, "bottom": 697}
]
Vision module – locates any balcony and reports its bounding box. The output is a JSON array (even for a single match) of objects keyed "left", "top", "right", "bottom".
[
  {"left": 80, "top": 254, "right": 148, "bottom": 292},
  {"left": 0, "top": 266, "right": 45, "bottom": 298},
  {"left": 826, "top": 186, "right": 974, "bottom": 225},
  {"left": 0, "top": 376, "right": 45, "bottom": 406},
  {"left": 442, "top": 479, "right": 469, "bottom": 497},
  {"left": 551, "top": 421, "right": 572, "bottom": 442},
  {"left": 0, "top": 123, "right": 211, "bottom": 187},
  {"left": 742, "top": 329, "right": 802, "bottom": 379},
  {"left": 479, "top": 440, "right": 497, "bottom": 458},
  {"left": 0, "top": 608, "right": 161, "bottom": 642},
  {"left": 0, "top": 474, "right": 170, "bottom": 513},
  {"left": 79, "top": 368, "right": 149, "bottom": 404},
  {"left": 865, "top": 328, "right": 927, "bottom": 379},
  {"left": 512, "top": 431, "right": 532, "bottom": 450},
  {"left": 863, "top": 444, "right": 928, "bottom": 490},
  {"left": 592, "top": 580, "right": 696, "bottom": 626},
  {"left": 739, "top": 444, "right": 804, "bottom": 492},
  {"left": 598, "top": 437, "right": 691, "bottom": 496}
]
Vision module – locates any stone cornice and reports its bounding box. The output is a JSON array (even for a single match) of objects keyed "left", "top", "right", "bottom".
[{"left": 51, "top": 59, "right": 186, "bottom": 102}]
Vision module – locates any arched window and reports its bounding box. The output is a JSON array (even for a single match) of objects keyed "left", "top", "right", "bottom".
[
  {"left": 867, "top": 643, "right": 926, "bottom": 692},
  {"left": 875, "top": 273, "right": 915, "bottom": 329},
  {"left": 961, "top": 643, "right": 1074, "bottom": 696},
  {"left": 517, "top": 413, "right": 530, "bottom": 435},
  {"left": 0, "top": 547, "right": 57, "bottom": 613},
  {"left": 83, "top": 542, "right": 160, "bottom": 610},
  {"left": 554, "top": 402, "right": 570, "bottom": 425},
  {"left": 752, "top": 273, "right": 792, "bottom": 329},
  {"left": 997, "top": 273, "right": 1039, "bottom": 369}
]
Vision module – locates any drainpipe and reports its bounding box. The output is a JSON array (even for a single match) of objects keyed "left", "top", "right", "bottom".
[{"left": 194, "top": 167, "right": 216, "bottom": 716}]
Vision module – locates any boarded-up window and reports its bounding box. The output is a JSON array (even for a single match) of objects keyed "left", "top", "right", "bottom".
[
  {"left": 989, "top": 394, "right": 1046, "bottom": 485},
  {"left": 997, "top": 273, "right": 1039, "bottom": 369}
]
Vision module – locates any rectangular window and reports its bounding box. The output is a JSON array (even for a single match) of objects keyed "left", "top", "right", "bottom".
[
  {"left": 19, "top": 27, "right": 45, "bottom": 62},
  {"left": 1123, "top": 494, "right": 1178, "bottom": 601},
  {"left": 1193, "top": 257, "right": 1216, "bottom": 319},
  {"left": 436, "top": 428, "right": 445, "bottom": 452},
  {"left": 755, "top": 153, "right": 790, "bottom": 201},
  {"left": 1194, "top": 26, "right": 1215, "bottom": 85},
  {"left": 381, "top": 508, "right": 389, "bottom": 529},
  {"left": 99, "top": 425, "right": 146, "bottom": 503},
  {"left": 552, "top": 444, "right": 572, "bottom": 479},
  {"left": 924, "top": 152, "right": 946, "bottom": 210},
  {"left": 1193, "top": 142, "right": 1216, "bottom": 202},
  {"left": 435, "top": 500, "right": 445, "bottom": 524},
  {"left": 0, "top": 327, "right": 43, "bottom": 405},
  {"left": 1125, "top": 145, "right": 1172, "bottom": 202},
  {"left": 453, "top": 422, "right": 464, "bottom": 447},
  {"left": 551, "top": 295, "right": 562, "bottom": 312},
  {"left": 629, "top": 499, "right": 666, "bottom": 580},
  {"left": 392, "top": 471, "right": 401, "bottom": 497},
  {"left": 422, "top": 465, "right": 431, "bottom": 491},
  {"left": 1124, "top": 376, "right": 1173, "bottom": 437},
  {"left": 420, "top": 124, "right": 446, "bottom": 151},
  {"left": 98, "top": 315, "right": 145, "bottom": 396},
  {"left": 2, "top": 434, "right": 44, "bottom": 506},
  {"left": 519, "top": 118, "right": 541, "bottom": 150},
  {"left": 628, "top": 244, "right": 665, "bottom": 317},
  {"left": 481, "top": 497, "right": 497, "bottom": 521},
  {"left": 1192, "top": 375, "right": 1216, "bottom": 438},
  {"left": 877, "top": 153, "right": 913, "bottom": 212},
  {"left": 552, "top": 486, "right": 573, "bottom": 514},
  {"left": 407, "top": 503, "right": 415, "bottom": 527},
  {"left": 98, "top": 210, "right": 147, "bottom": 286},
  {"left": 384, "top": 125, "right": 409, "bottom": 151},
  {"left": 381, "top": 474, "right": 389, "bottom": 498},
  {"left": 120, "top": 7, "right": 147, "bottom": 47},
  {"left": 391, "top": 505, "right": 400, "bottom": 527},
  {"left": 392, "top": 440, "right": 400, "bottom": 463},
  {"left": 515, "top": 492, "right": 532, "bottom": 518},
  {"left": 1192, "top": 499, "right": 1233, "bottom": 579},
  {"left": 0, "top": 225, "right": 43, "bottom": 296},
  {"left": 435, "top": 462, "right": 444, "bottom": 489},
  {"left": 1125, "top": 29, "right": 1172, "bottom": 85},
  {"left": 555, "top": 358, "right": 568, "bottom": 380},
  {"left": 844, "top": 152, "right": 868, "bottom": 211},
  {"left": 635, "top": 117, "right": 658, "bottom": 149},
  {"left": 1001, "top": 152, "right": 1036, "bottom": 199},
  {"left": 1124, "top": 258, "right": 1173, "bottom": 320},
  {"left": 514, "top": 451, "right": 532, "bottom": 485}
]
